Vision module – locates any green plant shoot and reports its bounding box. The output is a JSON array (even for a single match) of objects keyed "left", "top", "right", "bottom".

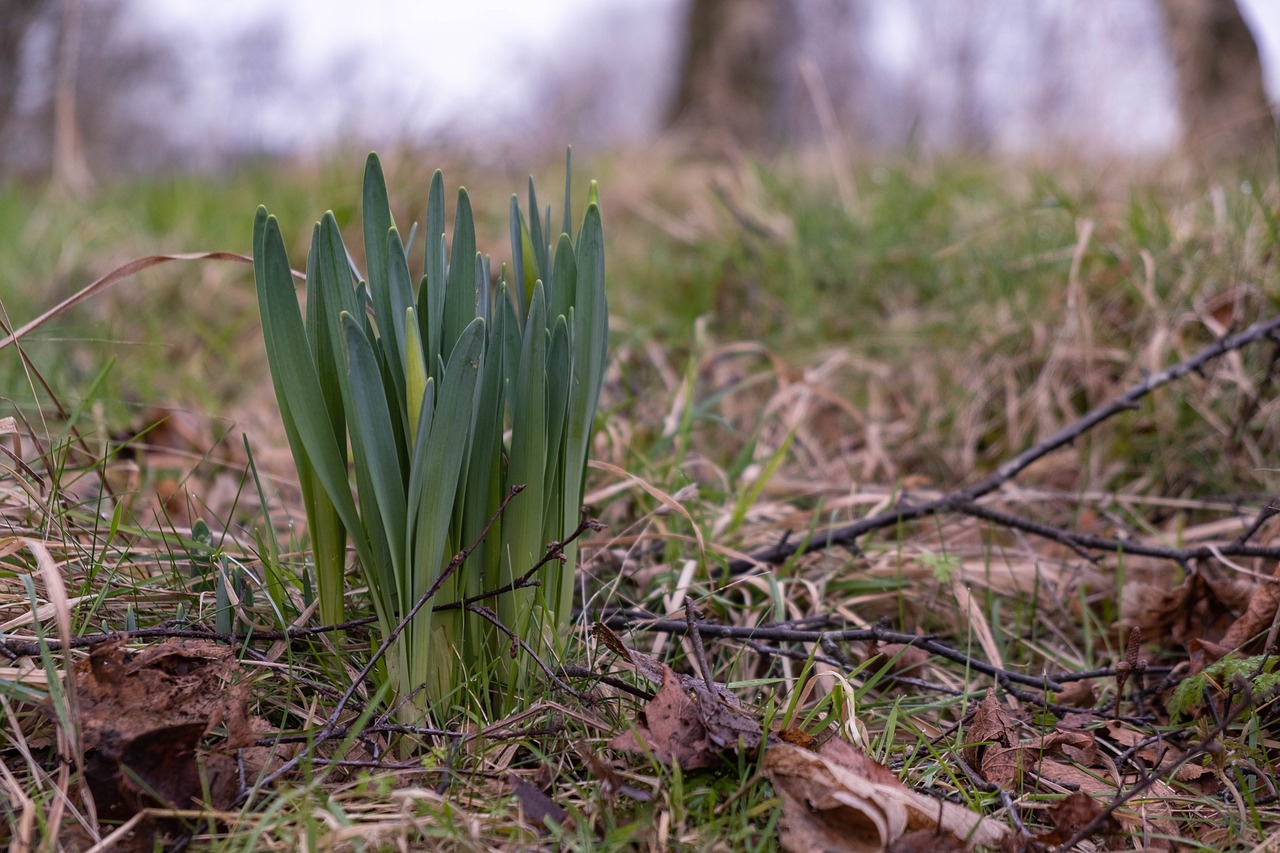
[{"left": 253, "top": 152, "right": 607, "bottom": 722}]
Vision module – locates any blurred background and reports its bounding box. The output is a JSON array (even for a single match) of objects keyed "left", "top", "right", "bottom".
[{"left": 2, "top": 0, "right": 1277, "bottom": 185}]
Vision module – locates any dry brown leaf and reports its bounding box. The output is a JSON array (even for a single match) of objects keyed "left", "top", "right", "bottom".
[
  {"left": 1032, "top": 790, "right": 1117, "bottom": 846},
  {"left": 510, "top": 776, "right": 569, "bottom": 831},
  {"left": 1120, "top": 572, "right": 1255, "bottom": 649},
  {"left": 608, "top": 666, "right": 723, "bottom": 770},
  {"left": 885, "top": 827, "right": 967, "bottom": 852},
  {"left": 1215, "top": 575, "right": 1280, "bottom": 656},
  {"left": 963, "top": 690, "right": 1018, "bottom": 767},
  {"left": 1053, "top": 678, "right": 1096, "bottom": 708},
  {"left": 67, "top": 639, "right": 253, "bottom": 850},
  {"left": 602, "top": 623, "right": 764, "bottom": 769},
  {"left": 865, "top": 641, "right": 931, "bottom": 679},
  {"left": 764, "top": 740, "right": 1009, "bottom": 853},
  {"left": 593, "top": 621, "right": 667, "bottom": 685}
]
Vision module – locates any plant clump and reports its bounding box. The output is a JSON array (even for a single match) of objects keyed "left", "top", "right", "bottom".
[{"left": 253, "top": 152, "right": 608, "bottom": 722}]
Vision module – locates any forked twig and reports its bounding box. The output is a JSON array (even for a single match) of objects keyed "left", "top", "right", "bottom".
[{"left": 729, "top": 314, "right": 1280, "bottom": 573}]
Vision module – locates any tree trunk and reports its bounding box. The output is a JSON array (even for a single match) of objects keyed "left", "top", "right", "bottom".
[
  {"left": 1158, "top": 0, "right": 1275, "bottom": 162},
  {"left": 0, "top": 0, "right": 48, "bottom": 154},
  {"left": 666, "top": 0, "right": 797, "bottom": 152}
]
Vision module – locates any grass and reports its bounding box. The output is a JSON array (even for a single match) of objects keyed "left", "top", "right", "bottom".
[{"left": 2, "top": 143, "right": 1280, "bottom": 850}]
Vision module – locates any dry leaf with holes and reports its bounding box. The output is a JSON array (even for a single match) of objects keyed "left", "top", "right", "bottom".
[
  {"left": 609, "top": 667, "right": 724, "bottom": 770},
  {"left": 63, "top": 638, "right": 277, "bottom": 850},
  {"left": 764, "top": 738, "right": 1008, "bottom": 853},
  {"left": 599, "top": 621, "right": 764, "bottom": 769}
]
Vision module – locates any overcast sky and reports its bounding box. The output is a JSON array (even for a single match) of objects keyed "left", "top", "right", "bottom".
[{"left": 123, "top": 0, "right": 1280, "bottom": 159}]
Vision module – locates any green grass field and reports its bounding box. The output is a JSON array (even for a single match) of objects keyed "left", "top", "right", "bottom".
[{"left": 2, "top": 145, "right": 1279, "bottom": 850}]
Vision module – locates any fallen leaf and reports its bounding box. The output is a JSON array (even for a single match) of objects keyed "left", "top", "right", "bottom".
[
  {"left": 764, "top": 739, "right": 1009, "bottom": 853},
  {"left": 63, "top": 638, "right": 255, "bottom": 849},
  {"left": 885, "top": 827, "right": 967, "bottom": 852},
  {"left": 963, "top": 690, "right": 1018, "bottom": 767},
  {"left": 578, "top": 745, "right": 652, "bottom": 802},
  {"left": 865, "top": 642, "right": 931, "bottom": 679},
  {"left": 601, "top": 625, "right": 764, "bottom": 769},
  {"left": 1120, "top": 571, "right": 1254, "bottom": 649},
  {"left": 593, "top": 622, "right": 667, "bottom": 685},
  {"left": 1030, "top": 790, "right": 1116, "bottom": 846},
  {"left": 511, "top": 776, "right": 569, "bottom": 831},
  {"left": 608, "top": 666, "right": 722, "bottom": 770},
  {"left": 1053, "top": 678, "right": 1096, "bottom": 708},
  {"left": 1214, "top": 574, "right": 1280, "bottom": 657}
]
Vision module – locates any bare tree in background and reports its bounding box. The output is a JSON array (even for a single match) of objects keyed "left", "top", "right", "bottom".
[
  {"left": 1158, "top": 0, "right": 1275, "bottom": 161},
  {"left": 666, "top": 0, "right": 798, "bottom": 152},
  {"left": 1, "top": 0, "right": 192, "bottom": 180},
  {"left": 0, "top": 0, "right": 49, "bottom": 151}
]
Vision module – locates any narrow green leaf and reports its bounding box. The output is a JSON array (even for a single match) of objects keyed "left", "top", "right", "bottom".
[
  {"left": 509, "top": 195, "right": 527, "bottom": 322},
  {"left": 362, "top": 153, "right": 393, "bottom": 305},
  {"left": 255, "top": 212, "right": 393, "bottom": 632},
  {"left": 560, "top": 201, "right": 608, "bottom": 626},
  {"left": 548, "top": 233, "right": 576, "bottom": 330},
  {"left": 341, "top": 312, "right": 409, "bottom": 612},
  {"left": 404, "top": 306, "right": 428, "bottom": 446},
  {"left": 383, "top": 226, "right": 416, "bottom": 436},
  {"left": 423, "top": 171, "right": 446, "bottom": 368},
  {"left": 442, "top": 189, "right": 477, "bottom": 365},
  {"left": 501, "top": 282, "right": 548, "bottom": 651},
  {"left": 527, "top": 178, "right": 549, "bottom": 285},
  {"left": 542, "top": 315, "right": 572, "bottom": 618},
  {"left": 406, "top": 318, "right": 485, "bottom": 703}
]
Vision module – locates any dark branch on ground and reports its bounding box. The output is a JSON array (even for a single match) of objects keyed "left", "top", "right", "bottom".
[{"left": 728, "top": 313, "right": 1280, "bottom": 573}]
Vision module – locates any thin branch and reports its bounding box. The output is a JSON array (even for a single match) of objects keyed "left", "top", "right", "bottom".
[
  {"left": 954, "top": 502, "right": 1280, "bottom": 563},
  {"left": 434, "top": 512, "right": 602, "bottom": 612},
  {"left": 1231, "top": 495, "right": 1280, "bottom": 548},
  {"left": 1052, "top": 686, "right": 1252, "bottom": 852},
  {"left": 465, "top": 604, "right": 582, "bottom": 698},
  {"left": 685, "top": 599, "right": 717, "bottom": 694},
  {"left": 729, "top": 313, "right": 1280, "bottom": 573},
  {"left": 598, "top": 614, "right": 1065, "bottom": 691}
]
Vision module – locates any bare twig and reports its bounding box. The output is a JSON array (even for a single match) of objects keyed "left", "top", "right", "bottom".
[
  {"left": 1052, "top": 685, "right": 1253, "bottom": 852},
  {"left": 684, "top": 599, "right": 717, "bottom": 695},
  {"left": 955, "top": 501, "right": 1280, "bottom": 565},
  {"left": 464, "top": 604, "right": 582, "bottom": 698},
  {"left": 729, "top": 313, "right": 1280, "bottom": 573},
  {"left": 596, "top": 613, "right": 1065, "bottom": 691},
  {"left": 1231, "top": 495, "right": 1280, "bottom": 548},
  {"left": 433, "top": 511, "right": 603, "bottom": 612}
]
